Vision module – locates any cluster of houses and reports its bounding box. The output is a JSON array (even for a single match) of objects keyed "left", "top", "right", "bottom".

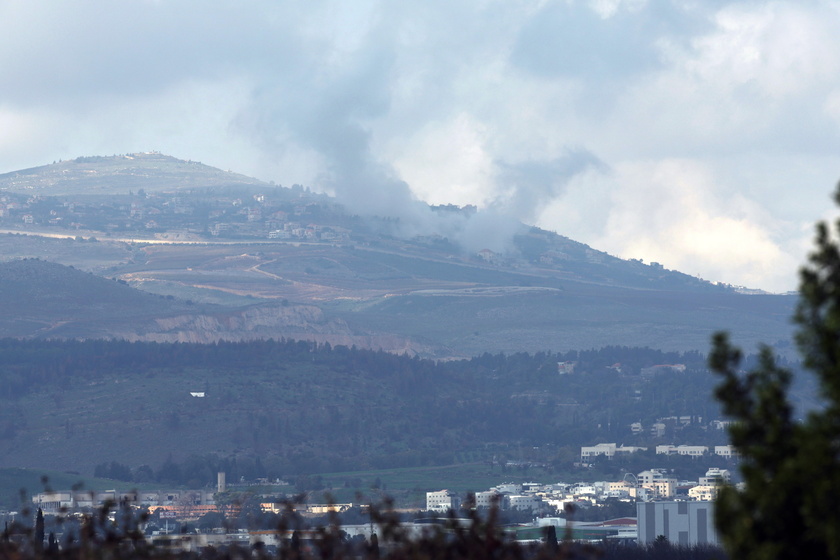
[
  {"left": 0, "top": 184, "right": 355, "bottom": 244},
  {"left": 424, "top": 466, "right": 734, "bottom": 546},
  {"left": 31, "top": 489, "right": 217, "bottom": 516},
  {"left": 426, "top": 466, "right": 732, "bottom": 517},
  {"left": 23, "top": 461, "right": 732, "bottom": 550},
  {"left": 266, "top": 222, "right": 350, "bottom": 242}
]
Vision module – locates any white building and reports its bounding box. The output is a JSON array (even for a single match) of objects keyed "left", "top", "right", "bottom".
[
  {"left": 505, "top": 494, "right": 542, "bottom": 512},
  {"left": 574, "top": 485, "right": 598, "bottom": 496},
  {"left": 688, "top": 485, "right": 721, "bottom": 501},
  {"left": 699, "top": 468, "right": 731, "bottom": 485},
  {"left": 714, "top": 445, "right": 740, "bottom": 459},
  {"left": 493, "top": 483, "right": 523, "bottom": 495},
  {"left": 474, "top": 490, "right": 500, "bottom": 508},
  {"left": 676, "top": 446, "right": 708, "bottom": 457},
  {"left": 637, "top": 470, "right": 677, "bottom": 499},
  {"left": 656, "top": 445, "right": 708, "bottom": 457},
  {"left": 426, "top": 490, "right": 459, "bottom": 513},
  {"left": 637, "top": 501, "right": 719, "bottom": 546},
  {"left": 581, "top": 443, "right": 617, "bottom": 461},
  {"left": 581, "top": 443, "right": 646, "bottom": 461}
]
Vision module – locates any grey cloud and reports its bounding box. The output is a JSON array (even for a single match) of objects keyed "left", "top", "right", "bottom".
[
  {"left": 495, "top": 150, "right": 608, "bottom": 223},
  {"left": 0, "top": 1, "right": 294, "bottom": 107},
  {"left": 240, "top": 25, "right": 416, "bottom": 219},
  {"left": 510, "top": 0, "right": 717, "bottom": 81},
  {"left": 236, "top": 16, "right": 531, "bottom": 255}
]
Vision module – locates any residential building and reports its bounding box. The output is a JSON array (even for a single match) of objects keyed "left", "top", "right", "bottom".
[
  {"left": 493, "top": 483, "right": 523, "bottom": 494},
  {"left": 581, "top": 443, "right": 617, "bottom": 461},
  {"left": 474, "top": 490, "right": 500, "bottom": 508},
  {"left": 637, "top": 470, "right": 677, "bottom": 499},
  {"left": 580, "top": 443, "right": 646, "bottom": 461},
  {"left": 699, "top": 468, "right": 731, "bottom": 485},
  {"left": 656, "top": 445, "right": 708, "bottom": 457},
  {"left": 426, "top": 490, "right": 459, "bottom": 513},
  {"left": 714, "top": 445, "right": 740, "bottom": 459},
  {"left": 676, "top": 446, "right": 708, "bottom": 457},
  {"left": 505, "top": 494, "right": 542, "bottom": 512},
  {"left": 688, "top": 485, "right": 721, "bottom": 501}
]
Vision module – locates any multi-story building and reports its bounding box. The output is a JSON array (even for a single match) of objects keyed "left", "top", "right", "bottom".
[
  {"left": 637, "top": 470, "right": 677, "bottom": 499},
  {"left": 581, "top": 443, "right": 647, "bottom": 461},
  {"left": 714, "top": 445, "right": 740, "bottom": 459},
  {"left": 699, "top": 468, "right": 731, "bottom": 486},
  {"left": 426, "top": 490, "right": 459, "bottom": 513},
  {"left": 505, "top": 494, "right": 543, "bottom": 512},
  {"left": 656, "top": 445, "right": 708, "bottom": 457},
  {"left": 474, "top": 490, "right": 501, "bottom": 508}
]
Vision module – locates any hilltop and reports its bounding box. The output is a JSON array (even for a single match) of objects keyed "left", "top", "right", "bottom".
[{"left": 0, "top": 152, "right": 266, "bottom": 195}]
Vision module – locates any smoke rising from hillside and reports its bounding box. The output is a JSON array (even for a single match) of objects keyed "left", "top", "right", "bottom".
[
  {"left": 236, "top": 25, "right": 604, "bottom": 254},
  {"left": 1, "top": 1, "right": 839, "bottom": 289}
]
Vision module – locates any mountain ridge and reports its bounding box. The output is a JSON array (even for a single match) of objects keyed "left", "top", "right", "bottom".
[
  {"left": 0, "top": 154, "right": 795, "bottom": 356},
  {"left": 0, "top": 152, "right": 268, "bottom": 195}
]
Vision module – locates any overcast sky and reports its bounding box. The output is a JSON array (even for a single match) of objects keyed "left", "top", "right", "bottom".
[{"left": 1, "top": 0, "right": 839, "bottom": 292}]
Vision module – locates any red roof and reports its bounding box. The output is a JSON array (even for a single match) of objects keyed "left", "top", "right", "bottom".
[{"left": 600, "top": 517, "right": 637, "bottom": 526}]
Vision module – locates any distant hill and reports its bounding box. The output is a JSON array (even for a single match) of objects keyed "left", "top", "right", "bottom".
[
  {"left": 0, "top": 154, "right": 798, "bottom": 356},
  {"left": 0, "top": 152, "right": 267, "bottom": 195}
]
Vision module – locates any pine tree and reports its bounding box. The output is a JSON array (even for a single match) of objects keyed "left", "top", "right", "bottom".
[{"left": 710, "top": 182, "right": 840, "bottom": 559}]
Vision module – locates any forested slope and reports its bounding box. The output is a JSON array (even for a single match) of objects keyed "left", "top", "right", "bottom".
[{"left": 0, "top": 337, "right": 753, "bottom": 481}]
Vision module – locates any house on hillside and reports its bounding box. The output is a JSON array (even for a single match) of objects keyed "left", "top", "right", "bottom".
[{"left": 640, "top": 364, "right": 686, "bottom": 378}]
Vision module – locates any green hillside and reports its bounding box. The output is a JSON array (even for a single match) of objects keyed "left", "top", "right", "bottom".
[
  {"left": 0, "top": 258, "right": 208, "bottom": 338},
  {"left": 0, "top": 152, "right": 266, "bottom": 195},
  {"left": 0, "top": 338, "right": 738, "bottom": 482}
]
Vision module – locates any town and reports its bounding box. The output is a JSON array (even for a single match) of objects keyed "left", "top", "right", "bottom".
[{"left": 19, "top": 445, "right": 737, "bottom": 553}]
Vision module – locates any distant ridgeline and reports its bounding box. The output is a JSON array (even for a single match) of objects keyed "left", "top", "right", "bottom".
[{"left": 0, "top": 337, "right": 777, "bottom": 483}]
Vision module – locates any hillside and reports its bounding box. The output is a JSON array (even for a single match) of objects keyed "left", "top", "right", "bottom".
[
  {"left": 0, "top": 338, "right": 737, "bottom": 482},
  {"left": 0, "top": 258, "right": 395, "bottom": 348},
  {"left": 0, "top": 152, "right": 266, "bottom": 195},
  {"left": 0, "top": 154, "right": 798, "bottom": 356},
  {"left": 0, "top": 258, "right": 199, "bottom": 338}
]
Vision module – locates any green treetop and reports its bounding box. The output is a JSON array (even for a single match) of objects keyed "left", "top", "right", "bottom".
[{"left": 710, "top": 182, "right": 840, "bottom": 559}]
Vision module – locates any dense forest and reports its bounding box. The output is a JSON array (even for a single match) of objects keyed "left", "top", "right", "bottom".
[{"left": 0, "top": 338, "right": 789, "bottom": 486}]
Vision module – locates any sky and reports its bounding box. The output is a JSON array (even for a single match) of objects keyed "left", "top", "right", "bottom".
[{"left": 1, "top": 0, "right": 840, "bottom": 293}]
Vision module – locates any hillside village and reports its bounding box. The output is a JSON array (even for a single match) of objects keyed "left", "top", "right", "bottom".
[{"left": 0, "top": 184, "right": 352, "bottom": 245}]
